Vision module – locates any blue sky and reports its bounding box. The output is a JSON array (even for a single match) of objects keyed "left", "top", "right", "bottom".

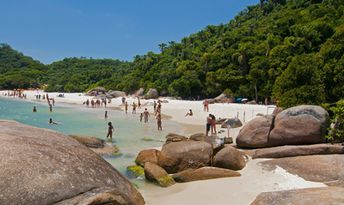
[{"left": 0, "top": 0, "right": 258, "bottom": 64}]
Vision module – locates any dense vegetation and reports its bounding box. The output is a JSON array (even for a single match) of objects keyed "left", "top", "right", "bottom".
[{"left": 1, "top": 0, "right": 344, "bottom": 109}]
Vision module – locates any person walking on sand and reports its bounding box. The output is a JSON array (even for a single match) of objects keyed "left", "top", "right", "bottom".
[
  {"left": 156, "top": 113, "right": 162, "bottom": 130},
  {"left": 203, "top": 100, "right": 209, "bottom": 112},
  {"left": 210, "top": 114, "right": 217, "bottom": 134},
  {"left": 125, "top": 101, "right": 128, "bottom": 114},
  {"left": 106, "top": 122, "right": 114, "bottom": 139},
  {"left": 140, "top": 113, "right": 143, "bottom": 122},
  {"left": 144, "top": 108, "right": 150, "bottom": 123},
  {"left": 138, "top": 97, "right": 141, "bottom": 109},
  {"left": 132, "top": 102, "right": 137, "bottom": 114}
]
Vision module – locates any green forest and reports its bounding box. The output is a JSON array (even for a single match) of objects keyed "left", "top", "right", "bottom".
[{"left": 1, "top": 0, "right": 344, "bottom": 108}]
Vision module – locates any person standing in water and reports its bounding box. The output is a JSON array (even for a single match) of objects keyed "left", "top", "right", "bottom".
[
  {"left": 49, "top": 104, "right": 53, "bottom": 112},
  {"left": 106, "top": 122, "right": 114, "bottom": 139},
  {"left": 105, "top": 110, "right": 108, "bottom": 119},
  {"left": 125, "top": 101, "right": 128, "bottom": 114},
  {"left": 33, "top": 106, "right": 37, "bottom": 112},
  {"left": 143, "top": 108, "right": 150, "bottom": 123}
]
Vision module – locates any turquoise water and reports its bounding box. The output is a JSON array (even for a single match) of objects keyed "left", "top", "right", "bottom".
[{"left": 0, "top": 96, "right": 184, "bottom": 187}]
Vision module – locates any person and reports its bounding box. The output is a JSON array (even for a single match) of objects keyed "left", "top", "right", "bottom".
[
  {"left": 49, "top": 104, "right": 53, "bottom": 112},
  {"left": 121, "top": 96, "right": 126, "bottom": 105},
  {"left": 206, "top": 114, "right": 212, "bottom": 136},
  {"left": 140, "top": 113, "right": 143, "bottom": 122},
  {"left": 49, "top": 118, "right": 58, "bottom": 125},
  {"left": 157, "top": 102, "right": 161, "bottom": 114},
  {"left": 33, "top": 106, "right": 37, "bottom": 112},
  {"left": 203, "top": 100, "right": 209, "bottom": 112},
  {"left": 185, "top": 109, "right": 193, "bottom": 117},
  {"left": 106, "top": 122, "right": 114, "bottom": 139},
  {"left": 132, "top": 102, "right": 137, "bottom": 114},
  {"left": 86, "top": 99, "right": 90, "bottom": 107},
  {"left": 105, "top": 110, "right": 108, "bottom": 119},
  {"left": 153, "top": 101, "right": 157, "bottom": 113},
  {"left": 156, "top": 113, "right": 162, "bottom": 130},
  {"left": 210, "top": 114, "right": 217, "bottom": 134},
  {"left": 125, "top": 101, "right": 128, "bottom": 114},
  {"left": 138, "top": 97, "right": 141, "bottom": 108},
  {"left": 143, "top": 108, "right": 150, "bottom": 123}
]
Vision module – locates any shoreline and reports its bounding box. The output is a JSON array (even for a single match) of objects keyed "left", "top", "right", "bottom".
[{"left": 1, "top": 90, "right": 327, "bottom": 205}]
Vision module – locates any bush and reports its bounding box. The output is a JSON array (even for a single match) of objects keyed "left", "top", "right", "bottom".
[{"left": 326, "top": 99, "right": 344, "bottom": 142}]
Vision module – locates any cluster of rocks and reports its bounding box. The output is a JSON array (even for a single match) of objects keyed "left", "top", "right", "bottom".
[
  {"left": 131, "top": 133, "right": 246, "bottom": 187},
  {"left": 0, "top": 120, "right": 144, "bottom": 205},
  {"left": 86, "top": 87, "right": 161, "bottom": 99},
  {"left": 233, "top": 105, "right": 344, "bottom": 204}
]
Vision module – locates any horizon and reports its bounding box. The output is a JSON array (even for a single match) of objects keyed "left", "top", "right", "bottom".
[{"left": 0, "top": 0, "right": 258, "bottom": 64}]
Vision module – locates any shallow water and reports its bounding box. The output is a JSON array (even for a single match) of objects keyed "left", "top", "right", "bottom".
[{"left": 0, "top": 96, "right": 185, "bottom": 188}]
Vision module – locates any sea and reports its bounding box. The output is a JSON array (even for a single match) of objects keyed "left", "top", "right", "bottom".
[{"left": 0, "top": 96, "right": 185, "bottom": 188}]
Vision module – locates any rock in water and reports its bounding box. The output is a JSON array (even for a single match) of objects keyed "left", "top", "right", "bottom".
[
  {"left": 236, "top": 115, "right": 273, "bottom": 148},
  {"left": 158, "top": 141, "right": 213, "bottom": 173},
  {"left": 213, "top": 146, "right": 246, "bottom": 170},
  {"left": 251, "top": 187, "right": 344, "bottom": 205},
  {"left": 0, "top": 120, "right": 144, "bottom": 205},
  {"left": 172, "top": 167, "right": 240, "bottom": 182},
  {"left": 269, "top": 105, "right": 329, "bottom": 146},
  {"left": 144, "top": 162, "right": 175, "bottom": 187}
]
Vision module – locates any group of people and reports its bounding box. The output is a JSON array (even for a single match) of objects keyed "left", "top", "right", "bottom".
[
  {"left": 84, "top": 98, "right": 108, "bottom": 108},
  {"left": 4, "top": 90, "right": 27, "bottom": 99}
]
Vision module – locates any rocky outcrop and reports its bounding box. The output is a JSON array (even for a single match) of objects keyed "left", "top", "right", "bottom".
[
  {"left": 108, "top": 90, "right": 126, "bottom": 98},
  {"left": 213, "top": 146, "right": 246, "bottom": 170},
  {"left": 145, "top": 88, "right": 159, "bottom": 99},
  {"left": 134, "top": 88, "right": 144, "bottom": 96},
  {"left": 251, "top": 187, "right": 344, "bottom": 205},
  {"left": 236, "top": 105, "right": 330, "bottom": 148},
  {"left": 252, "top": 144, "right": 344, "bottom": 159},
  {"left": 261, "top": 154, "right": 344, "bottom": 187},
  {"left": 221, "top": 118, "right": 243, "bottom": 128},
  {"left": 236, "top": 115, "right": 273, "bottom": 148},
  {"left": 214, "top": 93, "right": 234, "bottom": 103},
  {"left": 144, "top": 162, "right": 175, "bottom": 187},
  {"left": 172, "top": 167, "right": 241, "bottom": 182},
  {"left": 135, "top": 149, "right": 160, "bottom": 166},
  {"left": 165, "top": 133, "right": 188, "bottom": 144},
  {"left": 86, "top": 86, "right": 107, "bottom": 96},
  {"left": 269, "top": 105, "right": 329, "bottom": 146},
  {"left": 158, "top": 141, "right": 213, "bottom": 173},
  {"left": 127, "top": 165, "right": 145, "bottom": 178},
  {"left": 0, "top": 120, "right": 144, "bottom": 205}
]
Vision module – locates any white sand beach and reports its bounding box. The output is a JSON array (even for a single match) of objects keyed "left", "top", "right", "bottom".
[{"left": 0, "top": 90, "right": 327, "bottom": 205}]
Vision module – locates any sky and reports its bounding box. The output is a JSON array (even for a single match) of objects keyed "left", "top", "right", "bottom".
[{"left": 0, "top": 0, "right": 258, "bottom": 64}]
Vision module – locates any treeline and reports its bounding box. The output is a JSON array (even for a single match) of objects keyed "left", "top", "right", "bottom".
[{"left": 1, "top": 0, "right": 344, "bottom": 108}]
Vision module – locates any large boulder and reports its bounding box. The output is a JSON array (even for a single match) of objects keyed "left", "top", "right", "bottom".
[
  {"left": 252, "top": 144, "right": 344, "bottom": 159},
  {"left": 109, "top": 90, "right": 126, "bottom": 98},
  {"left": 0, "top": 120, "right": 144, "bottom": 205},
  {"left": 172, "top": 167, "right": 241, "bottom": 182},
  {"left": 221, "top": 118, "right": 243, "bottom": 128},
  {"left": 70, "top": 135, "right": 104, "bottom": 148},
  {"left": 134, "top": 88, "right": 144, "bottom": 96},
  {"left": 261, "top": 154, "right": 344, "bottom": 187},
  {"left": 189, "top": 133, "right": 224, "bottom": 154},
  {"left": 144, "top": 162, "right": 175, "bottom": 187},
  {"left": 251, "top": 187, "right": 344, "bottom": 205},
  {"left": 213, "top": 146, "right": 246, "bottom": 170},
  {"left": 86, "top": 86, "right": 107, "bottom": 96},
  {"left": 214, "top": 93, "right": 234, "bottom": 103},
  {"left": 145, "top": 88, "right": 159, "bottom": 99},
  {"left": 236, "top": 115, "right": 273, "bottom": 148},
  {"left": 269, "top": 105, "right": 329, "bottom": 146},
  {"left": 135, "top": 149, "right": 160, "bottom": 167},
  {"left": 158, "top": 141, "right": 213, "bottom": 173},
  {"left": 165, "top": 133, "right": 188, "bottom": 144}
]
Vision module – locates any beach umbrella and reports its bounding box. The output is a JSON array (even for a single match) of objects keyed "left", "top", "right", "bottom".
[
  {"left": 241, "top": 98, "right": 248, "bottom": 102},
  {"left": 221, "top": 118, "right": 243, "bottom": 128}
]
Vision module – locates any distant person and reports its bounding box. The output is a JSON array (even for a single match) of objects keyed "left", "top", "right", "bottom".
[
  {"left": 210, "top": 114, "right": 217, "bottom": 134},
  {"left": 49, "top": 118, "right": 58, "bottom": 125},
  {"left": 49, "top": 104, "right": 53, "bottom": 112},
  {"left": 185, "top": 109, "right": 193, "bottom": 117},
  {"left": 203, "top": 100, "right": 209, "bottom": 112},
  {"left": 140, "top": 113, "right": 143, "bottom": 122},
  {"left": 106, "top": 122, "right": 114, "bottom": 139},
  {"left": 125, "top": 101, "right": 128, "bottom": 114},
  {"left": 105, "top": 110, "right": 108, "bottom": 119},
  {"left": 157, "top": 102, "right": 161, "bottom": 114},
  {"left": 153, "top": 101, "right": 157, "bottom": 113},
  {"left": 132, "top": 102, "right": 137, "bottom": 114},
  {"left": 33, "top": 106, "right": 37, "bottom": 112},
  {"left": 144, "top": 108, "right": 150, "bottom": 123},
  {"left": 156, "top": 113, "right": 162, "bottom": 131},
  {"left": 206, "top": 114, "right": 212, "bottom": 136},
  {"left": 138, "top": 97, "right": 141, "bottom": 108},
  {"left": 121, "top": 96, "right": 126, "bottom": 105}
]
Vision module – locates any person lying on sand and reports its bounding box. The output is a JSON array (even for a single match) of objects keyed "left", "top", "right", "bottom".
[{"left": 185, "top": 109, "right": 193, "bottom": 117}]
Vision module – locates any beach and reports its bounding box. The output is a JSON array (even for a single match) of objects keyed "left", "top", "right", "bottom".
[{"left": 0, "top": 90, "right": 327, "bottom": 205}]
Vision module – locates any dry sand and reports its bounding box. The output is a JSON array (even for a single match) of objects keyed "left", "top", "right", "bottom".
[{"left": 0, "top": 90, "right": 327, "bottom": 205}]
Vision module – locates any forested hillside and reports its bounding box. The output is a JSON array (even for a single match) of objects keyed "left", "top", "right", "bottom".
[{"left": 1, "top": 0, "right": 344, "bottom": 108}]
